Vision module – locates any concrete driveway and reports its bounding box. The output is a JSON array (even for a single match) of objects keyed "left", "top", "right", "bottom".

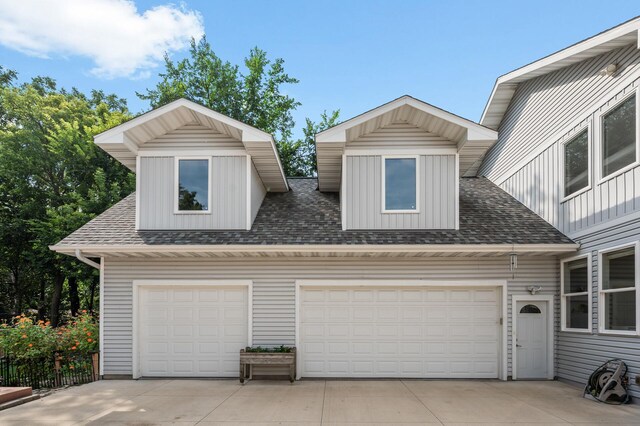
[{"left": 0, "top": 379, "right": 639, "bottom": 425}]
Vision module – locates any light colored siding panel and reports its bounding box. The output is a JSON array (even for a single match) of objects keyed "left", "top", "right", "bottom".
[
  {"left": 139, "top": 156, "right": 247, "bottom": 230},
  {"left": 140, "top": 123, "right": 245, "bottom": 152},
  {"left": 489, "top": 61, "right": 640, "bottom": 236},
  {"left": 477, "top": 43, "right": 640, "bottom": 397},
  {"left": 250, "top": 160, "right": 266, "bottom": 224},
  {"left": 348, "top": 122, "right": 457, "bottom": 150},
  {"left": 102, "top": 256, "right": 559, "bottom": 380},
  {"left": 496, "top": 77, "right": 640, "bottom": 236},
  {"left": 252, "top": 281, "right": 295, "bottom": 346},
  {"left": 481, "top": 44, "right": 640, "bottom": 181},
  {"left": 346, "top": 155, "right": 456, "bottom": 229}
]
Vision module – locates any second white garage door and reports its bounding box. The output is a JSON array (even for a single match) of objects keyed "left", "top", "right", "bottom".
[
  {"left": 300, "top": 286, "right": 500, "bottom": 378},
  {"left": 138, "top": 286, "right": 248, "bottom": 377}
]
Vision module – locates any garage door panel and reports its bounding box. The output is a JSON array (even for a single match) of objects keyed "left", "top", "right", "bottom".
[
  {"left": 139, "top": 286, "right": 247, "bottom": 377},
  {"left": 300, "top": 287, "right": 500, "bottom": 378}
]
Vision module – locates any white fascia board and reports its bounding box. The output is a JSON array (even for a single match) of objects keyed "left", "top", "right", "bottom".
[
  {"left": 94, "top": 132, "right": 139, "bottom": 155},
  {"left": 50, "top": 243, "right": 579, "bottom": 255},
  {"left": 481, "top": 18, "right": 640, "bottom": 127},
  {"left": 317, "top": 95, "right": 493, "bottom": 143},
  {"left": 94, "top": 98, "right": 273, "bottom": 144}
]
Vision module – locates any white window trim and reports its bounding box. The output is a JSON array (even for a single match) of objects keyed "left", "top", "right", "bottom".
[
  {"left": 597, "top": 241, "right": 640, "bottom": 336},
  {"left": 174, "top": 156, "right": 212, "bottom": 215},
  {"left": 597, "top": 88, "right": 640, "bottom": 185},
  {"left": 561, "top": 123, "right": 592, "bottom": 202},
  {"left": 560, "top": 254, "right": 592, "bottom": 333},
  {"left": 381, "top": 155, "right": 420, "bottom": 214}
]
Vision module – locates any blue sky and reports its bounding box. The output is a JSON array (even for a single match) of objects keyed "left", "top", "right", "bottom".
[{"left": 1, "top": 1, "right": 640, "bottom": 139}]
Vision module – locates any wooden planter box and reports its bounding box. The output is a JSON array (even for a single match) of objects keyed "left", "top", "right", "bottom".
[{"left": 239, "top": 348, "right": 296, "bottom": 383}]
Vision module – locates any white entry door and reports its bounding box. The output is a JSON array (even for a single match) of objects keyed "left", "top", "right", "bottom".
[
  {"left": 515, "top": 300, "right": 548, "bottom": 379},
  {"left": 138, "top": 286, "right": 248, "bottom": 377},
  {"left": 300, "top": 286, "right": 500, "bottom": 378}
]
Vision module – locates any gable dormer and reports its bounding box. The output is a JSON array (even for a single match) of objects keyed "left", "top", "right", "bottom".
[
  {"left": 316, "top": 96, "right": 497, "bottom": 230},
  {"left": 93, "top": 99, "right": 288, "bottom": 231}
]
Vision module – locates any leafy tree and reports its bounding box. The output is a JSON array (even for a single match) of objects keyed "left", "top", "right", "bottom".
[
  {"left": 283, "top": 110, "right": 340, "bottom": 177},
  {"left": 0, "top": 68, "right": 134, "bottom": 325},
  {"left": 139, "top": 37, "right": 339, "bottom": 176}
]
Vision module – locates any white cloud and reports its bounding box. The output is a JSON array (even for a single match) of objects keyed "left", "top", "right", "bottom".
[{"left": 0, "top": 0, "right": 204, "bottom": 79}]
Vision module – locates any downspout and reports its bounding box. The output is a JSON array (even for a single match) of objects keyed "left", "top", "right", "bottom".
[
  {"left": 74, "top": 249, "right": 104, "bottom": 378},
  {"left": 75, "top": 249, "right": 100, "bottom": 269}
]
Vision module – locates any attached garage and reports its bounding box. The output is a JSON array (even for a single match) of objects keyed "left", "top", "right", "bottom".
[
  {"left": 133, "top": 282, "right": 250, "bottom": 378},
  {"left": 298, "top": 282, "right": 505, "bottom": 379}
]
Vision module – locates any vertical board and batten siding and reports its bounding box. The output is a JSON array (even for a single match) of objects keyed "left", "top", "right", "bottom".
[
  {"left": 139, "top": 156, "right": 247, "bottom": 230},
  {"left": 346, "top": 155, "right": 456, "bottom": 229},
  {"left": 499, "top": 79, "right": 640, "bottom": 235},
  {"left": 476, "top": 43, "right": 640, "bottom": 395},
  {"left": 250, "top": 161, "right": 267, "bottom": 224},
  {"left": 480, "top": 43, "right": 640, "bottom": 181},
  {"left": 139, "top": 123, "right": 246, "bottom": 152},
  {"left": 102, "top": 256, "right": 558, "bottom": 378}
]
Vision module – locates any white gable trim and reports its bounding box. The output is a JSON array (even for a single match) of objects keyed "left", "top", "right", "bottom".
[
  {"left": 481, "top": 17, "right": 640, "bottom": 129},
  {"left": 317, "top": 95, "right": 497, "bottom": 143}
]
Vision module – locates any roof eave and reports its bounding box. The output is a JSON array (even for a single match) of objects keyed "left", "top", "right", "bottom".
[
  {"left": 51, "top": 243, "right": 579, "bottom": 257},
  {"left": 481, "top": 17, "right": 640, "bottom": 129}
]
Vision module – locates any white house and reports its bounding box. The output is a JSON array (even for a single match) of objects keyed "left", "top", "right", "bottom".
[{"left": 51, "top": 16, "right": 640, "bottom": 397}]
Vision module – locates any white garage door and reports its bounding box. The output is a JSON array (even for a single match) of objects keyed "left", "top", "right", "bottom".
[
  {"left": 300, "top": 286, "right": 500, "bottom": 378},
  {"left": 138, "top": 286, "right": 247, "bottom": 377}
]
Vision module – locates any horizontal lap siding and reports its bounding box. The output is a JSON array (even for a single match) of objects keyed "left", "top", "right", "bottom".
[
  {"left": 252, "top": 281, "right": 295, "bottom": 346},
  {"left": 346, "top": 155, "right": 456, "bottom": 229},
  {"left": 139, "top": 156, "right": 247, "bottom": 230},
  {"left": 558, "top": 226, "right": 640, "bottom": 399},
  {"left": 348, "top": 122, "right": 457, "bottom": 149},
  {"left": 141, "top": 123, "right": 245, "bottom": 151},
  {"left": 102, "top": 256, "right": 558, "bottom": 377}
]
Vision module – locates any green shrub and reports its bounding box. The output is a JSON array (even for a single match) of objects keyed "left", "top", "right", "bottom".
[
  {"left": 0, "top": 315, "right": 56, "bottom": 360},
  {"left": 56, "top": 311, "right": 99, "bottom": 353},
  {"left": 0, "top": 311, "right": 98, "bottom": 359}
]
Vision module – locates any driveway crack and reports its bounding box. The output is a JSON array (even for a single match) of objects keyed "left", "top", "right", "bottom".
[
  {"left": 401, "top": 380, "right": 444, "bottom": 425},
  {"left": 194, "top": 380, "right": 244, "bottom": 425}
]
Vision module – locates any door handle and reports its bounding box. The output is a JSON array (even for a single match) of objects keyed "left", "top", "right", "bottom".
[{"left": 516, "top": 344, "right": 522, "bottom": 348}]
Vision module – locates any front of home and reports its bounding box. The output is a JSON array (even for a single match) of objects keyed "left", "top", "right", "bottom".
[{"left": 51, "top": 17, "right": 640, "bottom": 397}]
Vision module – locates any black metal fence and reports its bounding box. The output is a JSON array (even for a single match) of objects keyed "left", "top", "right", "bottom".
[{"left": 0, "top": 351, "right": 98, "bottom": 389}]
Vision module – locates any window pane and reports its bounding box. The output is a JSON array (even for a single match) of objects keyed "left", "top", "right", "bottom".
[
  {"left": 178, "top": 159, "right": 209, "bottom": 211},
  {"left": 602, "top": 248, "right": 635, "bottom": 290},
  {"left": 603, "top": 95, "right": 636, "bottom": 177},
  {"left": 564, "top": 130, "right": 589, "bottom": 196},
  {"left": 385, "top": 158, "right": 417, "bottom": 210},
  {"left": 563, "top": 258, "right": 588, "bottom": 294},
  {"left": 565, "top": 294, "right": 589, "bottom": 329},
  {"left": 605, "top": 291, "right": 636, "bottom": 331},
  {"left": 520, "top": 304, "right": 541, "bottom": 314}
]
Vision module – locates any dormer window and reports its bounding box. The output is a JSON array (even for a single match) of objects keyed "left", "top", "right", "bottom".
[
  {"left": 176, "top": 158, "right": 211, "bottom": 213},
  {"left": 382, "top": 156, "right": 419, "bottom": 213}
]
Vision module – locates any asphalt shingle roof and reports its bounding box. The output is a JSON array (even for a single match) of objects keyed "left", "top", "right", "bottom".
[{"left": 55, "top": 177, "right": 573, "bottom": 247}]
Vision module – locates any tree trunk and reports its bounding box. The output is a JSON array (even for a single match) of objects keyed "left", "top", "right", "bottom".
[
  {"left": 69, "top": 275, "right": 79, "bottom": 316},
  {"left": 38, "top": 279, "right": 46, "bottom": 320},
  {"left": 88, "top": 277, "right": 97, "bottom": 314},
  {"left": 50, "top": 272, "right": 64, "bottom": 327}
]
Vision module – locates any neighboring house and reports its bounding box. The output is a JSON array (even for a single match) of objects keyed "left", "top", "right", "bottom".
[{"left": 49, "top": 17, "right": 640, "bottom": 395}]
